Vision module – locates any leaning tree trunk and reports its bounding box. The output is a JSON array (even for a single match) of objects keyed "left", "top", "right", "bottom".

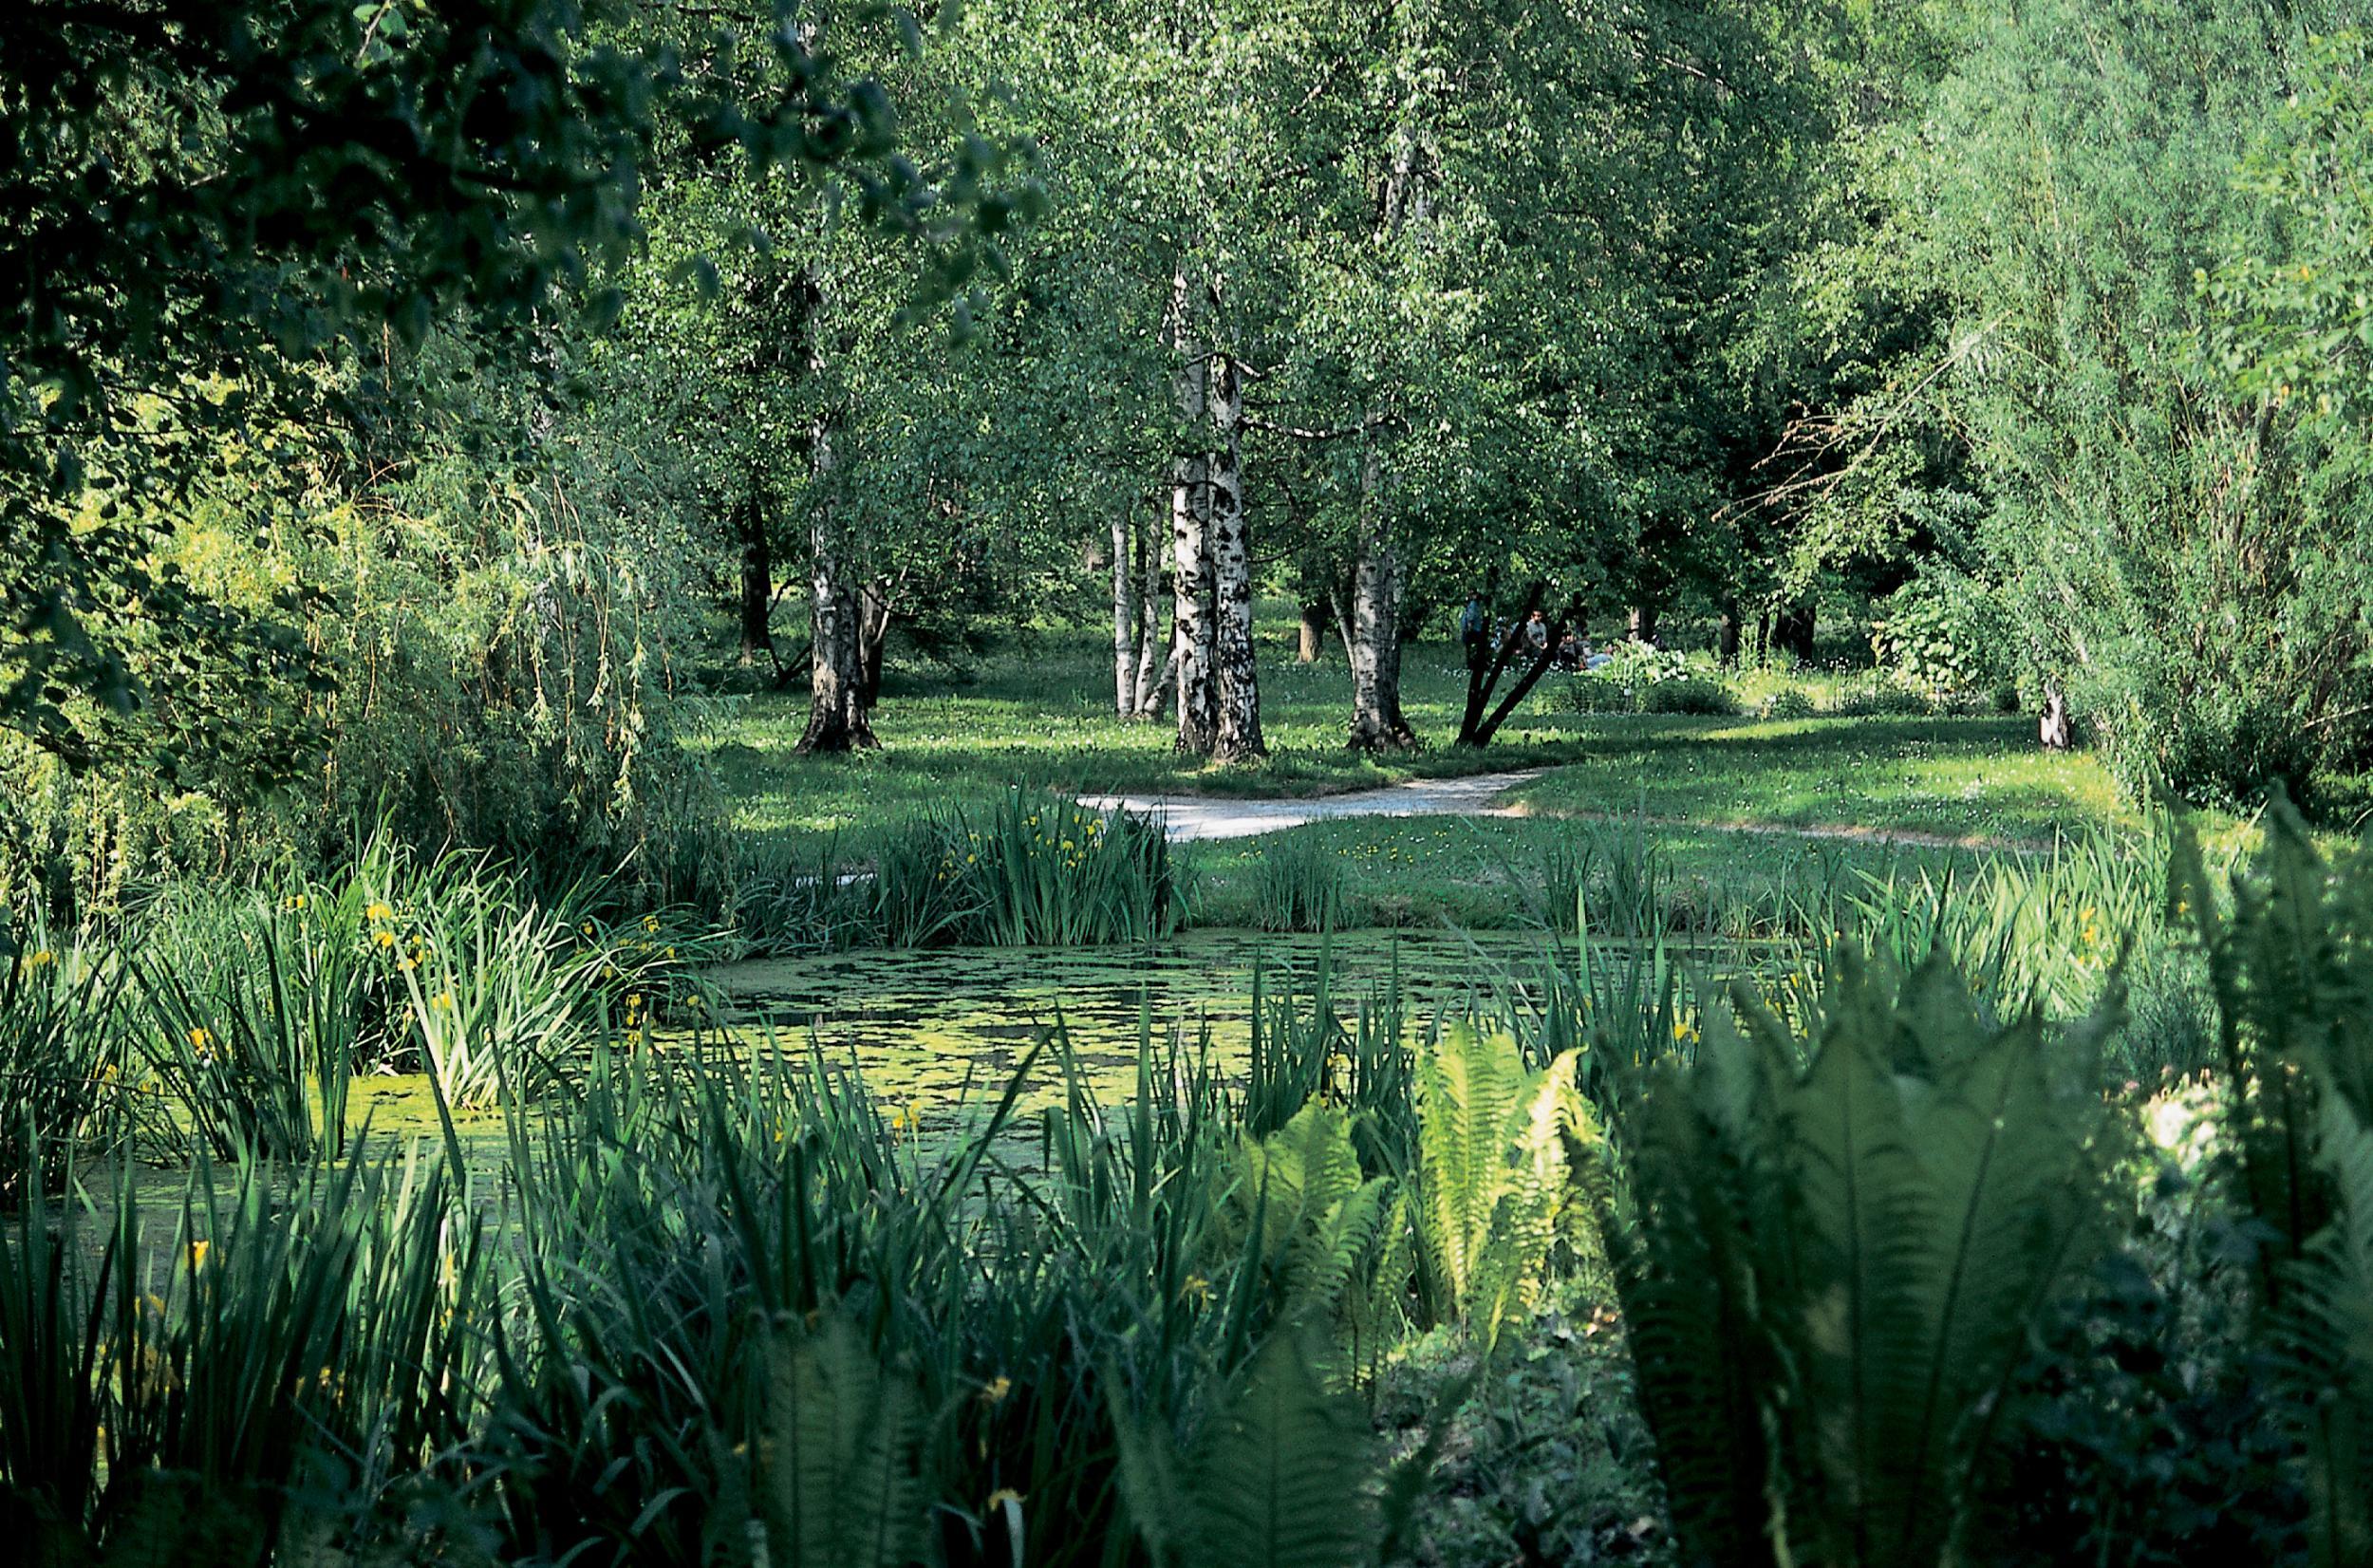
[
  {"left": 736, "top": 493, "right": 774, "bottom": 663},
  {"left": 797, "top": 421, "right": 876, "bottom": 755},
  {"left": 1170, "top": 283, "right": 1219, "bottom": 756},
  {"left": 1347, "top": 435, "right": 1415, "bottom": 751},
  {"left": 1206, "top": 351, "right": 1264, "bottom": 760},
  {"left": 1112, "top": 510, "right": 1137, "bottom": 716}
]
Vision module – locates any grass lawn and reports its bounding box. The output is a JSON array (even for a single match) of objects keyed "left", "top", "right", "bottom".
[{"left": 711, "top": 614, "right": 2145, "bottom": 893}]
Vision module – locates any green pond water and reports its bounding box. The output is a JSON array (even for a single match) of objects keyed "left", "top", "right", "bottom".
[{"left": 709, "top": 927, "right": 1567, "bottom": 1114}]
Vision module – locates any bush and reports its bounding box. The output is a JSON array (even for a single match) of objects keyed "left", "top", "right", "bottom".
[
  {"left": 1559, "top": 644, "right": 1737, "bottom": 717},
  {"left": 1826, "top": 678, "right": 1934, "bottom": 718},
  {"left": 1759, "top": 687, "right": 1820, "bottom": 721},
  {"left": 1641, "top": 676, "right": 1739, "bottom": 716},
  {"left": 1871, "top": 572, "right": 2015, "bottom": 698}
]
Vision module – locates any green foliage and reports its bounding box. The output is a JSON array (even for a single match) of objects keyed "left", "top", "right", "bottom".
[
  {"left": 759, "top": 1316, "right": 931, "bottom": 1568},
  {"left": 1610, "top": 947, "right": 2115, "bottom": 1567},
  {"left": 1411, "top": 1028, "right": 1592, "bottom": 1347},
  {"left": 1115, "top": 1330, "right": 1384, "bottom": 1568},
  {"left": 0, "top": 930, "right": 130, "bottom": 1204},
  {"left": 1253, "top": 836, "right": 1346, "bottom": 933},
  {"left": 1870, "top": 574, "right": 2014, "bottom": 699},
  {"left": 1890, "top": 0, "right": 2373, "bottom": 806}
]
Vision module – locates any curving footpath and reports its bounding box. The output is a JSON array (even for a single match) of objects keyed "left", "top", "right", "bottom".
[{"left": 1076, "top": 770, "right": 1545, "bottom": 843}]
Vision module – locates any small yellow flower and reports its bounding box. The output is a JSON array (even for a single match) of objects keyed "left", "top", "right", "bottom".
[
  {"left": 187, "top": 1027, "right": 212, "bottom": 1052},
  {"left": 980, "top": 1375, "right": 1013, "bottom": 1405},
  {"left": 397, "top": 957, "right": 417, "bottom": 973},
  {"left": 986, "top": 1488, "right": 1024, "bottom": 1513},
  {"left": 23, "top": 950, "right": 53, "bottom": 970},
  {"left": 187, "top": 1240, "right": 211, "bottom": 1270},
  {"left": 285, "top": 894, "right": 308, "bottom": 910},
  {"left": 432, "top": 992, "right": 454, "bottom": 1011},
  {"left": 365, "top": 903, "right": 394, "bottom": 923},
  {"left": 1181, "top": 1273, "right": 1212, "bottom": 1305},
  {"left": 581, "top": 921, "right": 596, "bottom": 936},
  {"left": 642, "top": 914, "right": 661, "bottom": 934},
  {"left": 375, "top": 929, "right": 396, "bottom": 949}
]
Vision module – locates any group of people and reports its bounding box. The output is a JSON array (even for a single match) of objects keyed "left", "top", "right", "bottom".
[{"left": 1457, "top": 592, "right": 1624, "bottom": 674}]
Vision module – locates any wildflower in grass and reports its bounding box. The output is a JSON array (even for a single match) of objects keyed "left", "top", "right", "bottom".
[
  {"left": 285, "top": 893, "right": 308, "bottom": 910},
  {"left": 890, "top": 1104, "right": 923, "bottom": 1135},
  {"left": 1181, "top": 1273, "right": 1212, "bottom": 1305},
  {"left": 375, "top": 929, "right": 396, "bottom": 948},
  {"left": 397, "top": 957, "right": 417, "bottom": 973},
  {"left": 432, "top": 992, "right": 454, "bottom": 1011},
  {"left": 187, "top": 1026, "right": 212, "bottom": 1053},
  {"left": 187, "top": 1240, "right": 210, "bottom": 1271},
  {"left": 643, "top": 914, "right": 661, "bottom": 933},
  {"left": 21, "top": 949, "right": 53, "bottom": 971},
  {"left": 365, "top": 902, "right": 394, "bottom": 923},
  {"left": 980, "top": 1374, "right": 1012, "bottom": 1406}
]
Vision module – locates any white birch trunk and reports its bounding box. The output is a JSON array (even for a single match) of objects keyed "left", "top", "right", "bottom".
[
  {"left": 1112, "top": 510, "right": 1135, "bottom": 717},
  {"left": 1347, "top": 429, "right": 1415, "bottom": 750},
  {"left": 1170, "top": 273, "right": 1218, "bottom": 756},
  {"left": 1206, "top": 350, "right": 1263, "bottom": 759}
]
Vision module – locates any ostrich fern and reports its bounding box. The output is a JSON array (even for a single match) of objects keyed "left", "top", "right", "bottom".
[{"left": 1610, "top": 946, "right": 2115, "bottom": 1568}]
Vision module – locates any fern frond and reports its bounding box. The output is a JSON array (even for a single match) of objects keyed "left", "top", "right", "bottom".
[
  {"left": 1186, "top": 1331, "right": 1380, "bottom": 1568},
  {"left": 761, "top": 1316, "right": 928, "bottom": 1568}
]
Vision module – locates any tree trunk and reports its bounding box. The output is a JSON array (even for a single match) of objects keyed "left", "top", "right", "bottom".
[
  {"left": 1298, "top": 602, "right": 1328, "bottom": 663},
  {"left": 2040, "top": 686, "right": 2072, "bottom": 750},
  {"left": 1132, "top": 518, "right": 1169, "bottom": 719},
  {"left": 1112, "top": 510, "right": 1136, "bottom": 716},
  {"left": 1628, "top": 605, "right": 1659, "bottom": 645},
  {"left": 1171, "top": 420, "right": 1217, "bottom": 752},
  {"left": 1347, "top": 434, "right": 1415, "bottom": 751},
  {"left": 737, "top": 494, "right": 774, "bottom": 663},
  {"left": 797, "top": 421, "right": 876, "bottom": 754},
  {"left": 1776, "top": 602, "right": 1817, "bottom": 663},
  {"left": 1207, "top": 351, "right": 1264, "bottom": 760},
  {"left": 856, "top": 578, "right": 889, "bottom": 712},
  {"left": 1717, "top": 598, "right": 1743, "bottom": 667},
  {"left": 1470, "top": 593, "right": 1583, "bottom": 748}
]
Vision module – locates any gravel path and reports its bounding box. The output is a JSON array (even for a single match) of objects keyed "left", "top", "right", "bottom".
[{"left": 1077, "top": 770, "right": 1546, "bottom": 843}]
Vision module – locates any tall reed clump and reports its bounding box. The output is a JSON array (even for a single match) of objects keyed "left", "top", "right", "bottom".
[
  {"left": 0, "top": 1150, "right": 491, "bottom": 1565},
  {"left": 1252, "top": 833, "right": 1345, "bottom": 932},
  {"left": 955, "top": 790, "right": 1178, "bottom": 946},
  {"left": 843, "top": 790, "right": 1179, "bottom": 950},
  {"left": 0, "top": 924, "right": 134, "bottom": 1203}
]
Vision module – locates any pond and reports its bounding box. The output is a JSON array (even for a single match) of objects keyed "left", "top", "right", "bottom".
[{"left": 709, "top": 926, "right": 1576, "bottom": 1115}]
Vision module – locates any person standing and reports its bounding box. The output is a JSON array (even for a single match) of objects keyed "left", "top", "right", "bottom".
[{"left": 1459, "top": 590, "right": 1488, "bottom": 673}]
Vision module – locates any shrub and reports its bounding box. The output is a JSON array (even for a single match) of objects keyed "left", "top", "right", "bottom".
[
  {"left": 1640, "top": 676, "right": 1738, "bottom": 716},
  {"left": 1825, "top": 678, "right": 1934, "bottom": 718},
  {"left": 1871, "top": 572, "right": 2015, "bottom": 698},
  {"left": 1559, "top": 644, "right": 1736, "bottom": 717},
  {"left": 1759, "top": 687, "right": 1820, "bottom": 721}
]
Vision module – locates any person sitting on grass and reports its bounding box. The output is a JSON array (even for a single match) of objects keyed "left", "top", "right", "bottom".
[{"left": 1585, "top": 640, "right": 1617, "bottom": 671}]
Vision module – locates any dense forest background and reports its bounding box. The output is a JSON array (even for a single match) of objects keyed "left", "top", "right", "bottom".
[{"left": 6, "top": 0, "right": 2369, "bottom": 917}]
